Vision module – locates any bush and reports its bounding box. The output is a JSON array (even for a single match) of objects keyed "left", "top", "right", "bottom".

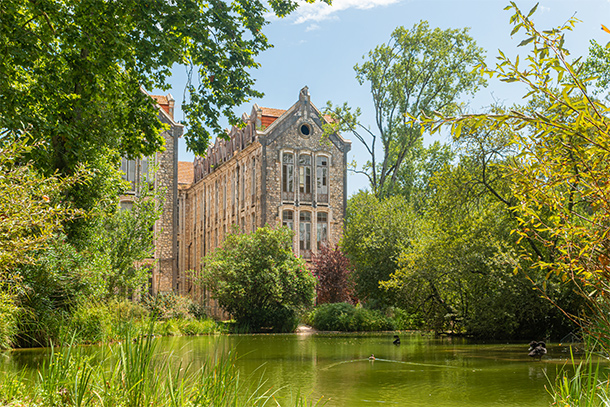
[
  {"left": 311, "top": 302, "right": 394, "bottom": 332},
  {"left": 142, "top": 292, "right": 194, "bottom": 320},
  {"left": 311, "top": 244, "right": 355, "bottom": 305},
  {"left": 200, "top": 226, "right": 316, "bottom": 333},
  {"left": 0, "top": 293, "right": 19, "bottom": 350}
]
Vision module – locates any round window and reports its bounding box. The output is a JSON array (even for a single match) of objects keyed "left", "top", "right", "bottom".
[{"left": 299, "top": 123, "right": 311, "bottom": 136}]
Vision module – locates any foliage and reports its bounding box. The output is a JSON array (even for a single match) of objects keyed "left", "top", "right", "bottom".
[
  {"left": 310, "top": 302, "right": 394, "bottom": 332},
  {"left": 142, "top": 291, "right": 196, "bottom": 321},
  {"left": 0, "top": 292, "right": 19, "bottom": 350},
  {"left": 324, "top": 21, "right": 485, "bottom": 197},
  {"left": 0, "top": 131, "right": 85, "bottom": 286},
  {"left": 200, "top": 226, "right": 316, "bottom": 332},
  {"left": 548, "top": 349, "right": 610, "bottom": 407},
  {"left": 311, "top": 244, "right": 355, "bottom": 305},
  {"left": 426, "top": 3, "right": 610, "bottom": 343},
  {"left": 342, "top": 191, "right": 415, "bottom": 306},
  {"left": 0, "top": 0, "right": 330, "bottom": 161},
  {"left": 392, "top": 141, "right": 455, "bottom": 212},
  {"left": 96, "top": 189, "right": 162, "bottom": 298}
]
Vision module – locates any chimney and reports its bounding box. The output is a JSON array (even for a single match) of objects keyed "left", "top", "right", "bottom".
[{"left": 167, "top": 93, "right": 175, "bottom": 120}]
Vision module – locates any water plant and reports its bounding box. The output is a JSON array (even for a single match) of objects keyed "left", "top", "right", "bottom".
[{"left": 0, "top": 324, "right": 324, "bottom": 406}]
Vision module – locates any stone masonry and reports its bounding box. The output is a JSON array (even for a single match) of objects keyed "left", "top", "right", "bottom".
[{"left": 175, "top": 87, "right": 351, "bottom": 317}]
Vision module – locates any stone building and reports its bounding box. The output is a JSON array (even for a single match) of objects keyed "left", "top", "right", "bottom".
[
  {"left": 175, "top": 87, "right": 351, "bottom": 315},
  {"left": 119, "top": 93, "right": 183, "bottom": 295}
]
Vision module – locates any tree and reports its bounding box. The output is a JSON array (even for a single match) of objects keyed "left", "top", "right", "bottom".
[
  {"left": 381, "top": 161, "right": 579, "bottom": 339},
  {"left": 199, "top": 226, "right": 316, "bottom": 332},
  {"left": 324, "top": 21, "right": 486, "bottom": 197},
  {"left": 426, "top": 3, "right": 609, "bottom": 341},
  {"left": 1, "top": 0, "right": 330, "bottom": 236},
  {"left": 341, "top": 191, "right": 415, "bottom": 306},
  {"left": 1, "top": 0, "right": 328, "bottom": 159},
  {"left": 311, "top": 244, "right": 355, "bottom": 305},
  {"left": 0, "top": 130, "right": 85, "bottom": 287}
]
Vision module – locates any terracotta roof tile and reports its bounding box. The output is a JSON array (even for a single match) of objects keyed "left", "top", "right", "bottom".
[
  {"left": 151, "top": 95, "right": 169, "bottom": 105},
  {"left": 177, "top": 161, "right": 194, "bottom": 185},
  {"left": 261, "top": 107, "right": 285, "bottom": 117}
]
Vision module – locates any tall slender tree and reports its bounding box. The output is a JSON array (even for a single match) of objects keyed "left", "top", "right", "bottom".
[{"left": 324, "top": 21, "right": 486, "bottom": 197}]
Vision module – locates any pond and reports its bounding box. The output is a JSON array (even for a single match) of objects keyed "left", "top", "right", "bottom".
[{"left": 1, "top": 332, "right": 589, "bottom": 406}]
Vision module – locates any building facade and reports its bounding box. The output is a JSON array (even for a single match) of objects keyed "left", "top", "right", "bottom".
[
  {"left": 175, "top": 87, "right": 351, "bottom": 315},
  {"left": 119, "top": 93, "right": 183, "bottom": 295},
  {"left": 120, "top": 88, "right": 350, "bottom": 314}
]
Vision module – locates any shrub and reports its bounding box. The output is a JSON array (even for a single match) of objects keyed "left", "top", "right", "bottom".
[
  {"left": 0, "top": 293, "right": 19, "bottom": 350},
  {"left": 200, "top": 226, "right": 316, "bottom": 332},
  {"left": 142, "top": 292, "right": 194, "bottom": 320},
  {"left": 311, "top": 302, "right": 394, "bottom": 332},
  {"left": 311, "top": 244, "right": 356, "bottom": 305}
]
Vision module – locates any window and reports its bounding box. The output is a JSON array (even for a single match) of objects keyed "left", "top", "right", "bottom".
[
  {"left": 251, "top": 157, "right": 256, "bottom": 201},
  {"left": 282, "top": 210, "right": 294, "bottom": 230},
  {"left": 299, "top": 211, "right": 312, "bottom": 257},
  {"left": 282, "top": 152, "right": 294, "bottom": 200},
  {"left": 299, "top": 154, "right": 312, "bottom": 201},
  {"left": 120, "top": 157, "right": 137, "bottom": 192},
  {"left": 317, "top": 212, "right": 328, "bottom": 249},
  {"left": 316, "top": 156, "right": 329, "bottom": 203},
  {"left": 241, "top": 162, "right": 245, "bottom": 208},
  {"left": 236, "top": 166, "right": 240, "bottom": 209},
  {"left": 120, "top": 201, "right": 133, "bottom": 211},
  {"left": 251, "top": 213, "right": 256, "bottom": 232},
  {"left": 141, "top": 155, "right": 154, "bottom": 185},
  {"left": 223, "top": 179, "right": 227, "bottom": 216}
]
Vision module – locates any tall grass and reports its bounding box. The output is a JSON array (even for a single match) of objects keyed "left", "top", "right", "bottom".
[
  {"left": 547, "top": 347, "right": 610, "bottom": 407},
  {"left": 0, "top": 325, "right": 325, "bottom": 406}
]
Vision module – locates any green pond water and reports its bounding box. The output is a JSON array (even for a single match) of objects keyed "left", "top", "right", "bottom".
[{"left": 0, "top": 332, "right": 596, "bottom": 406}]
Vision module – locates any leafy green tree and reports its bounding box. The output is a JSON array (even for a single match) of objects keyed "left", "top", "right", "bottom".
[
  {"left": 382, "top": 160, "right": 579, "bottom": 339},
  {"left": 1, "top": 0, "right": 330, "bottom": 242},
  {"left": 96, "top": 193, "right": 162, "bottom": 299},
  {"left": 0, "top": 130, "right": 85, "bottom": 288},
  {"left": 392, "top": 140, "right": 454, "bottom": 211},
  {"left": 341, "top": 192, "right": 415, "bottom": 306},
  {"left": 324, "top": 21, "right": 485, "bottom": 197},
  {"left": 425, "top": 3, "right": 609, "bottom": 339},
  {"left": 1, "top": 0, "right": 328, "bottom": 159},
  {"left": 200, "top": 226, "right": 316, "bottom": 332}
]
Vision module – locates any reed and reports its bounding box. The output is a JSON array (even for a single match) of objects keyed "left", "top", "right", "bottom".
[
  {"left": 0, "top": 324, "right": 322, "bottom": 406},
  {"left": 547, "top": 347, "right": 610, "bottom": 407}
]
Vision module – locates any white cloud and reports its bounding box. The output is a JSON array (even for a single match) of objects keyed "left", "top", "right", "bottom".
[
  {"left": 306, "top": 23, "right": 321, "bottom": 31},
  {"left": 292, "top": 0, "right": 400, "bottom": 24}
]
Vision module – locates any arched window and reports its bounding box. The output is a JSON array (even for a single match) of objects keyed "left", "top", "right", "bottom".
[
  {"left": 317, "top": 212, "right": 328, "bottom": 249},
  {"left": 282, "top": 210, "right": 294, "bottom": 231},
  {"left": 316, "top": 155, "right": 329, "bottom": 203},
  {"left": 299, "top": 211, "right": 312, "bottom": 258},
  {"left": 282, "top": 152, "right": 295, "bottom": 201},
  {"left": 299, "top": 153, "right": 312, "bottom": 202}
]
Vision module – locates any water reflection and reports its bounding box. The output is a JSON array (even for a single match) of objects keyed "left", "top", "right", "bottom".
[{"left": 0, "top": 332, "right": 592, "bottom": 407}]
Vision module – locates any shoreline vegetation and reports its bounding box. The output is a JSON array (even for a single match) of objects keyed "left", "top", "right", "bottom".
[{"left": 0, "top": 325, "right": 327, "bottom": 407}]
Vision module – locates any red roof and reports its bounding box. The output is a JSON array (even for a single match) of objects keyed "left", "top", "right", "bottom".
[
  {"left": 260, "top": 107, "right": 286, "bottom": 128},
  {"left": 151, "top": 95, "right": 171, "bottom": 117}
]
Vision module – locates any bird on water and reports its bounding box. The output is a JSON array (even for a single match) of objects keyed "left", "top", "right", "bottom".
[
  {"left": 528, "top": 341, "right": 547, "bottom": 361},
  {"left": 393, "top": 335, "right": 400, "bottom": 345}
]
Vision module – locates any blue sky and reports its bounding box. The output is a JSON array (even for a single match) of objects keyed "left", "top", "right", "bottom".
[{"left": 161, "top": 0, "right": 610, "bottom": 196}]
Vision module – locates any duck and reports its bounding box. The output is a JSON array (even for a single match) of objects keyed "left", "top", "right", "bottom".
[
  {"left": 369, "top": 354, "right": 376, "bottom": 360},
  {"left": 528, "top": 341, "right": 547, "bottom": 361},
  {"left": 393, "top": 335, "right": 400, "bottom": 345}
]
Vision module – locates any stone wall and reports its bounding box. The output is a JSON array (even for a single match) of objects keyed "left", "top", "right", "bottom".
[{"left": 176, "top": 87, "right": 351, "bottom": 317}]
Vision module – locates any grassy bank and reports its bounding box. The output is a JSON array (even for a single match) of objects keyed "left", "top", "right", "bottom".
[{"left": 1, "top": 294, "right": 224, "bottom": 350}]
